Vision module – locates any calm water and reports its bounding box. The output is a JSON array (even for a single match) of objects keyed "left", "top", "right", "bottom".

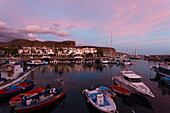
[{"left": 0, "top": 60, "right": 170, "bottom": 113}]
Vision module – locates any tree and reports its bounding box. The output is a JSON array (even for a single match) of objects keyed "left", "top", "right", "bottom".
[
  {"left": 59, "top": 47, "right": 64, "bottom": 53},
  {"left": 18, "top": 45, "right": 22, "bottom": 49},
  {"left": 66, "top": 50, "right": 70, "bottom": 54},
  {"left": 86, "top": 53, "right": 93, "bottom": 57},
  {"left": 97, "top": 48, "right": 103, "bottom": 57}
]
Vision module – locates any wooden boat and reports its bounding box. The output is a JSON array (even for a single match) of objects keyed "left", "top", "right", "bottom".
[
  {"left": 110, "top": 85, "right": 131, "bottom": 96},
  {"left": 82, "top": 88, "right": 117, "bottom": 113},
  {"left": 99, "top": 86, "right": 116, "bottom": 98},
  {"left": 15, "top": 88, "right": 66, "bottom": 113},
  {"left": 0, "top": 80, "right": 34, "bottom": 98},
  {"left": 9, "top": 86, "right": 46, "bottom": 107}
]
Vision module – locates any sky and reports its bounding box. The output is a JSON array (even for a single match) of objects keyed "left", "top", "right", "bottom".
[{"left": 0, "top": 0, "right": 169, "bottom": 55}]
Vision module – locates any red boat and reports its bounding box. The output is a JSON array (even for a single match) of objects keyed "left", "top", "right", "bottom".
[
  {"left": 15, "top": 88, "right": 66, "bottom": 113},
  {"left": 0, "top": 80, "right": 34, "bottom": 98},
  {"left": 9, "top": 86, "right": 46, "bottom": 107},
  {"left": 111, "top": 85, "right": 131, "bottom": 96}
]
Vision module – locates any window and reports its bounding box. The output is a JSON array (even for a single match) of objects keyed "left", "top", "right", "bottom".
[
  {"left": 130, "top": 78, "right": 142, "bottom": 83},
  {"left": 124, "top": 76, "right": 130, "bottom": 82},
  {"left": 124, "top": 72, "right": 135, "bottom": 74}
]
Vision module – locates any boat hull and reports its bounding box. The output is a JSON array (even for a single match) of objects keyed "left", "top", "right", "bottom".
[
  {"left": 15, "top": 90, "right": 66, "bottom": 113},
  {"left": 110, "top": 85, "right": 131, "bottom": 96}
]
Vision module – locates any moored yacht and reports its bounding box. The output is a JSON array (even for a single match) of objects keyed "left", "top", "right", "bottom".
[{"left": 112, "top": 70, "right": 154, "bottom": 97}]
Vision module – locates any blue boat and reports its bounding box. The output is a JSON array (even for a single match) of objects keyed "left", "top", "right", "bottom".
[
  {"left": 0, "top": 80, "right": 34, "bottom": 98},
  {"left": 99, "top": 86, "right": 116, "bottom": 98}
]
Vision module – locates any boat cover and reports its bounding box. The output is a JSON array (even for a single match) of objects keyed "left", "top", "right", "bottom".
[
  {"left": 14, "top": 62, "right": 24, "bottom": 65},
  {"left": 7, "top": 86, "right": 21, "bottom": 92},
  {"left": 162, "top": 77, "right": 170, "bottom": 81}
]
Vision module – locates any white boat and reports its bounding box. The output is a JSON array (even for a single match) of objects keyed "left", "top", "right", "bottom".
[
  {"left": 0, "top": 62, "right": 34, "bottom": 90},
  {"left": 82, "top": 88, "right": 117, "bottom": 113},
  {"left": 122, "top": 59, "right": 133, "bottom": 65},
  {"left": 103, "top": 60, "right": 109, "bottom": 64},
  {"left": 27, "top": 60, "right": 43, "bottom": 66},
  {"left": 113, "top": 70, "right": 154, "bottom": 97}
]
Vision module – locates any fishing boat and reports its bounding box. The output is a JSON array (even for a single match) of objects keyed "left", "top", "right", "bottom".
[
  {"left": 9, "top": 86, "right": 47, "bottom": 107},
  {"left": 0, "top": 62, "right": 34, "bottom": 90},
  {"left": 82, "top": 88, "right": 117, "bottom": 113},
  {"left": 113, "top": 70, "right": 155, "bottom": 97},
  {"left": 99, "top": 86, "right": 116, "bottom": 98},
  {"left": 110, "top": 85, "right": 131, "bottom": 96},
  {"left": 15, "top": 88, "right": 66, "bottom": 113},
  {"left": 0, "top": 80, "right": 34, "bottom": 98},
  {"left": 160, "top": 77, "right": 170, "bottom": 86}
]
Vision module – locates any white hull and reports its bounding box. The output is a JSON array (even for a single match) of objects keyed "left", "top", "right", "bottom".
[
  {"left": 83, "top": 89, "right": 116, "bottom": 113},
  {"left": 103, "top": 61, "right": 109, "bottom": 64},
  {"left": 0, "top": 68, "right": 34, "bottom": 90}
]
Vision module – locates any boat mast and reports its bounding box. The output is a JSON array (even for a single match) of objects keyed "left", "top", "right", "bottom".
[
  {"left": 106, "top": 41, "right": 107, "bottom": 57},
  {"left": 135, "top": 38, "right": 138, "bottom": 57},
  {"left": 110, "top": 31, "right": 112, "bottom": 57}
]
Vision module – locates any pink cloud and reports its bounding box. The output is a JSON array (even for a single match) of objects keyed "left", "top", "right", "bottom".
[{"left": 20, "top": 25, "right": 73, "bottom": 37}]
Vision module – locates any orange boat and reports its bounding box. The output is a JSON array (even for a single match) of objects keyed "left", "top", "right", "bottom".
[
  {"left": 9, "top": 86, "right": 46, "bottom": 107},
  {"left": 110, "top": 85, "right": 131, "bottom": 96}
]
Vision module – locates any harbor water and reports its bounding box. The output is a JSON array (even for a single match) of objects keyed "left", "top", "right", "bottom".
[{"left": 0, "top": 60, "right": 170, "bottom": 113}]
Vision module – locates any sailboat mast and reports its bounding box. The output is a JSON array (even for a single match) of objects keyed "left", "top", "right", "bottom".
[
  {"left": 106, "top": 41, "right": 107, "bottom": 57},
  {"left": 136, "top": 38, "right": 138, "bottom": 57},
  {"left": 110, "top": 31, "right": 112, "bottom": 57}
]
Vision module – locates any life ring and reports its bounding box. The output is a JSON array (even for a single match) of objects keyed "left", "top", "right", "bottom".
[{"left": 11, "top": 65, "right": 15, "bottom": 70}]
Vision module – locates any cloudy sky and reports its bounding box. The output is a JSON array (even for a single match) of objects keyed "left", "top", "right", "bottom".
[{"left": 0, "top": 0, "right": 169, "bottom": 55}]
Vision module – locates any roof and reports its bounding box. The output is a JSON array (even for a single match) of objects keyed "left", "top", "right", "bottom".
[{"left": 121, "top": 71, "right": 141, "bottom": 78}]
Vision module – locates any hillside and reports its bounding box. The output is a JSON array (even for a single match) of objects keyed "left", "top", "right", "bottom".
[{"left": 0, "top": 39, "right": 76, "bottom": 47}]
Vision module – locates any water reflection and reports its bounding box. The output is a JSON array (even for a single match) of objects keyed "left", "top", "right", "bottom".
[
  {"left": 1, "top": 60, "right": 170, "bottom": 113},
  {"left": 34, "top": 63, "right": 106, "bottom": 75}
]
